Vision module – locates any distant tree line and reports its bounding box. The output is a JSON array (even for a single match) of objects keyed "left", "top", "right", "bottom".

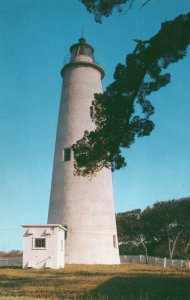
[
  {"left": 116, "top": 197, "right": 190, "bottom": 260},
  {"left": 0, "top": 250, "right": 22, "bottom": 258}
]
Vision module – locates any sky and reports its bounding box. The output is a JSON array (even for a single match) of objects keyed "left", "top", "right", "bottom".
[{"left": 0, "top": 0, "right": 190, "bottom": 251}]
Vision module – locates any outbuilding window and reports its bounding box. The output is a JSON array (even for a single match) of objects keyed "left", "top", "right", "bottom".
[
  {"left": 35, "top": 238, "right": 46, "bottom": 248},
  {"left": 63, "top": 148, "right": 71, "bottom": 162}
]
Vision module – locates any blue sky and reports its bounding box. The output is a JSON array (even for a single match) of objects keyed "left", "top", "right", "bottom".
[{"left": 0, "top": 0, "right": 190, "bottom": 251}]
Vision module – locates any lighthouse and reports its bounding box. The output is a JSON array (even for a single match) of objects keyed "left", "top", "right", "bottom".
[{"left": 48, "top": 38, "right": 120, "bottom": 264}]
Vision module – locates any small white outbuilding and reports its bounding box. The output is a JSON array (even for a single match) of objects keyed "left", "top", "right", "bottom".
[{"left": 22, "top": 224, "right": 67, "bottom": 269}]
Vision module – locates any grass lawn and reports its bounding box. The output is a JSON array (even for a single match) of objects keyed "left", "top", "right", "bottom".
[{"left": 0, "top": 264, "right": 190, "bottom": 299}]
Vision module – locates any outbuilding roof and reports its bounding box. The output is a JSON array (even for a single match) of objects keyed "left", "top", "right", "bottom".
[{"left": 21, "top": 224, "right": 67, "bottom": 231}]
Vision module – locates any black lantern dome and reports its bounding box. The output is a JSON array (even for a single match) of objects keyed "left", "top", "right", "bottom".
[{"left": 70, "top": 37, "right": 94, "bottom": 61}]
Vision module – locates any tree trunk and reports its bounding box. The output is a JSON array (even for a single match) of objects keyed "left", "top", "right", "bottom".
[
  {"left": 168, "top": 238, "right": 173, "bottom": 259},
  {"left": 185, "top": 242, "right": 190, "bottom": 254},
  {"left": 141, "top": 240, "right": 148, "bottom": 263},
  {"left": 168, "top": 230, "right": 184, "bottom": 259},
  {"left": 169, "top": 238, "right": 177, "bottom": 259}
]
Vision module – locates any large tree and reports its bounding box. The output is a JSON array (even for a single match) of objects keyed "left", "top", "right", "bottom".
[
  {"left": 142, "top": 198, "right": 190, "bottom": 259},
  {"left": 72, "top": 11, "right": 190, "bottom": 176},
  {"left": 117, "top": 209, "right": 149, "bottom": 260},
  {"left": 116, "top": 198, "right": 190, "bottom": 259}
]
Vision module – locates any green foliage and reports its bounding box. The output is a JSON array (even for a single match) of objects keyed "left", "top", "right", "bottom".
[
  {"left": 80, "top": 0, "right": 150, "bottom": 23},
  {"left": 72, "top": 12, "right": 190, "bottom": 176},
  {"left": 116, "top": 197, "right": 190, "bottom": 259}
]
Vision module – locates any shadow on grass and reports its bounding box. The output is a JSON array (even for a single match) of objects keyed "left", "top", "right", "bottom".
[
  {"left": 0, "top": 265, "right": 22, "bottom": 269},
  {"left": 88, "top": 275, "right": 190, "bottom": 300},
  {"left": 0, "top": 267, "right": 190, "bottom": 299}
]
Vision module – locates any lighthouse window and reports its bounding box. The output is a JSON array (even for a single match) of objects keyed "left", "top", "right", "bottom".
[
  {"left": 64, "top": 148, "right": 71, "bottom": 161},
  {"left": 64, "top": 225, "right": 67, "bottom": 239},
  {"left": 35, "top": 238, "right": 46, "bottom": 248},
  {"left": 113, "top": 235, "right": 116, "bottom": 248}
]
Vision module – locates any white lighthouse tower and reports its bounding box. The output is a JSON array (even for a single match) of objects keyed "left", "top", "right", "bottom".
[{"left": 48, "top": 38, "right": 120, "bottom": 264}]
